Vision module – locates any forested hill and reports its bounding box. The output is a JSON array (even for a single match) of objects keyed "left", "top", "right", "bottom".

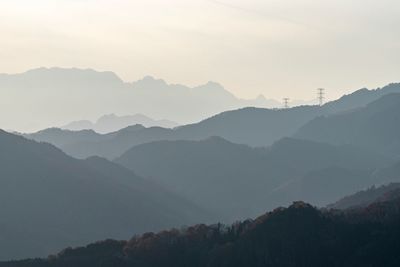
[{"left": 4, "top": 193, "right": 400, "bottom": 267}]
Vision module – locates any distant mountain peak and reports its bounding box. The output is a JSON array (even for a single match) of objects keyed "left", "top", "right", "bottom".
[
  {"left": 22, "top": 67, "right": 123, "bottom": 82},
  {"left": 133, "top": 75, "right": 168, "bottom": 88},
  {"left": 195, "top": 81, "right": 231, "bottom": 94}
]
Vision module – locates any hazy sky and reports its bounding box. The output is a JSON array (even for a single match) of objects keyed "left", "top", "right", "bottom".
[{"left": 0, "top": 0, "right": 399, "bottom": 100}]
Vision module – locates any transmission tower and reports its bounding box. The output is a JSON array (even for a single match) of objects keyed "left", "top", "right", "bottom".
[
  {"left": 317, "top": 88, "right": 325, "bottom": 106},
  {"left": 283, "top": 98, "right": 290, "bottom": 109}
]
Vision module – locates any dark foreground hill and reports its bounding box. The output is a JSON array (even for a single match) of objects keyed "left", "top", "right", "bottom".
[
  {"left": 115, "top": 137, "right": 388, "bottom": 221},
  {"left": 4, "top": 194, "right": 400, "bottom": 267},
  {"left": 0, "top": 130, "right": 209, "bottom": 260}
]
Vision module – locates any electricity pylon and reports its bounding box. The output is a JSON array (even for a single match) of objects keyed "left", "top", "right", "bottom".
[
  {"left": 283, "top": 98, "right": 290, "bottom": 109},
  {"left": 317, "top": 88, "right": 325, "bottom": 106}
]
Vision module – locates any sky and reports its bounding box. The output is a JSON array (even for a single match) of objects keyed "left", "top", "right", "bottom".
[{"left": 0, "top": 0, "right": 399, "bottom": 100}]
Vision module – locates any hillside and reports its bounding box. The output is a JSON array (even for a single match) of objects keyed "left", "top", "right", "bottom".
[
  {"left": 295, "top": 93, "right": 400, "bottom": 158},
  {"left": 25, "top": 105, "right": 322, "bottom": 159},
  {"left": 4, "top": 196, "right": 400, "bottom": 267},
  {"left": 0, "top": 130, "right": 209, "bottom": 261},
  {"left": 115, "top": 137, "right": 387, "bottom": 221}
]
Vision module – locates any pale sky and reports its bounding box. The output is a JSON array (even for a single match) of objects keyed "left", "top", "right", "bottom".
[{"left": 0, "top": 0, "right": 399, "bottom": 100}]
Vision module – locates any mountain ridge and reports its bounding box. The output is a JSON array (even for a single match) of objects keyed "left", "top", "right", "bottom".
[
  {"left": 0, "top": 130, "right": 210, "bottom": 260},
  {"left": 295, "top": 93, "right": 400, "bottom": 158},
  {"left": 115, "top": 136, "right": 388, "bottom": 221},
  {"left": 24, "top": 83, "right": 400, "bottom": 160},
  {"left": 0, "top": 67, "right": 280, "bottom": 132},
  {"left": 62, "top": 113, "right": 179, "bottom": 133}
]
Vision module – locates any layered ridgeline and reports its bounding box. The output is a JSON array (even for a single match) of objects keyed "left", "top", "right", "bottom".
[
  {"left": 25, "top": 83, "right": 400, "bottom": 160},
  {"left": 115, "top": 137, "right": 388, "bottom": 221},
  {"left": 0, "top": 130, "right": 210, "bottom": 261},
  {"left": 0, "top": 67, "right": 279, "bottom": 132},
  {"left": 295, "top": 93, "right": 400, "bottom": 158},
  {"left": 20, "top": 88, "right": 400, "bottom": 225},
  {"left": 4, "top": 190, "right": 400, "bottom": 267},
  {"left": 25, "top": 106, "right": 320, "bottom": 159},
  {"left": 62, "top": 113, "right": 179, "bottom": 133}
]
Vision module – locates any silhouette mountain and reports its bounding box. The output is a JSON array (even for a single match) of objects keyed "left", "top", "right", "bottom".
[
  {"left": 295, "top": 93, "right": 400, "bottom": 158},
  {"left": 115, "top": 137, "right": 387, "bottom": 221},
  {"left": 0, "top": 67, "right": 280, "bottom": 132},
  {"left": 4, "top": 196, "right": 400, "bottom": 267},
  {"left": 62, "top": 113, "right": 178, "bottom": 133},
  {"left": 0, "top": 130, "right": 210, "bottom": 261}
]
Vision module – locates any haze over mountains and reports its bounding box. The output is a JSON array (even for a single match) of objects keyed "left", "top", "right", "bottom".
[
  {"left": 19, "top": 82, "right": 400, "bottom": 216},
  {"left": 0, "top": 67, "right": 280, "bottom": 132},
  {"left": 0, "top": 130, "right": 210, "bottom": 260},
  {"left": 20, "top": 86, "right": 400, "bottom": 222},
  {"left": 25, "top": 82, "right": 400, "bottom": 160},
  {"left": 2, "top": 66, "right": 400, "bottom": 265},
  {"left": 8, "top": 67, "right": 396, "bottom": 134},
  {"left": 295, "top": 93, "right": 400, "bottom": 158},
  {"left": 115, "top": 137, "right": 387, "bottom": 221},
  {"left": 62, "top": 113, "right": 178, "bottom": 133},
  {"left": 2, "top": 0, "right": 400, "bottom": 264}
]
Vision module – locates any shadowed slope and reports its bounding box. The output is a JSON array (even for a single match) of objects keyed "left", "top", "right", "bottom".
[
  {"left": 115, "top": 137, "right": 387, "bottom": 221},
  {"left": 295, "top": 93, "right": 400, "bottom": 158},
  {"left": 0, "top": 130, "right": 210, "bottom": 261}
]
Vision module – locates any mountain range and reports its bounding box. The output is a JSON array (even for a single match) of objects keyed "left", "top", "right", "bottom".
[
  {"left": 0, "top": 67, "right": 280, "bottom": 132},
  {"left": 0, "top": 130, "right": 210, "bottom": 261},
  {"left": 3, "top": 70, "right": 400, "bottom": 264},
  {"left": 24, "top": 83, "right": 400, "bottom": 160},
  {"left": 19, "top": 83, "right": 400, "bottom": 223},
  {"left": 295, "top": 93, "right": 400, "bottom": 158},
  {"left": 115, "top": 137, "right": 388, "bottom": 221},
  {"left": 62, "top": 113, "right": 178, "bottom": 133}
]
